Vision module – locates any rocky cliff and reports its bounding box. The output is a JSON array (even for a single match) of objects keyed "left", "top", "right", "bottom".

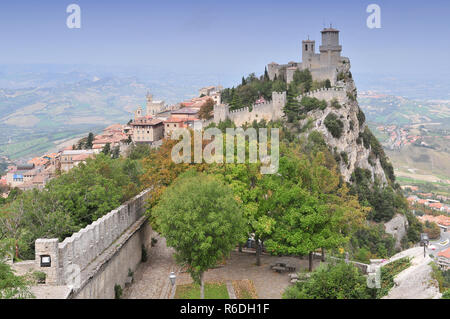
[{"left": 295, "top": 64, "right": 391, "bottom": 185}]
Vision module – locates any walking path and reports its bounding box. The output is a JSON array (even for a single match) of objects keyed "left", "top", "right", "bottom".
[
  {"left": 124, "top": 235, "right": 322, "bottom": 299},
  {"left": 382, "top": 247, "right": 442, "bottom": 299},
  {"left": 123, "top": 234, "right": 177, "bottom": 299}
]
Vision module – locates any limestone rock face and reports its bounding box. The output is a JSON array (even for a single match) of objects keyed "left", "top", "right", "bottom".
[
  {"left": 297, "top": 75, "right": 388, "bottom": 184},
  {"left": 384, "top": 214, "right": 409, "bottom": 249}
]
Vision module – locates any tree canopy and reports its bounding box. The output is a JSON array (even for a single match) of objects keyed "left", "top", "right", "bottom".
[{"left": 152, "top": 171, "right": 245, "bottom": 284}]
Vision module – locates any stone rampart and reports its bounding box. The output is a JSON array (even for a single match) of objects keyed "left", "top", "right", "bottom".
[{"left": 33, "top": 189, "right": 153, "bottom": 298}]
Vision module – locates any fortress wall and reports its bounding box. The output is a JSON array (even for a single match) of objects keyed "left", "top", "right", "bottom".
[
  {"left": 228, "top": 101, "right": 277, "bottom": 127},
  {"left": 72, "top": 217, "right": 153, "bottom": 299},
  {"left": 35, "top": 189, "right": 152, "bottom": 288},
  {"left": 297, "top": 87, "right": 347, "bottom": 104}
]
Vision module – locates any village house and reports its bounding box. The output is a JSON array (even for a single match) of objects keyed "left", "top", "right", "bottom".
[
  {"left": 437, "top": 247, "right": 450, "bottom": 270},
  {"left": 418, "top": 214, "right": 450, "bottom": 232},
  {"left": 60, "top": 150, "right": 95, "bottom": 172},
  {"left": 130, "top": 116, "right": 164, "bottom": 144}
]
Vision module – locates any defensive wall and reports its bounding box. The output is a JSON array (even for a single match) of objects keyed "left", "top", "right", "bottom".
[
  {"left": 32, "top": 189, "right": 154, "bottom": 299},
  {"left": 213, "top": 87, "right": 346, "bottom": 127}
]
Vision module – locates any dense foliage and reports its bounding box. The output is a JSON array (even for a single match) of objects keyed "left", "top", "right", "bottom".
[
  {"left": 0, "top": 261, "right": 33, "bottom": 299},
  {"left": 152, "top": 171, "right": 245, "bottom": 284},
  {"left": 324, "top": 113, "right": 344, "bottom": 138},
  {"left": 350, "top": 168, "right": 407, "bottom": 223},
  {"left": 283, "top": 262, "right": 372, "bottom": 299},
  {"left": 0, "top": 153, "right": 144, "bottom": 260},
  {"left": 197, "top": 98, "right": 215, "bottom": 120}
]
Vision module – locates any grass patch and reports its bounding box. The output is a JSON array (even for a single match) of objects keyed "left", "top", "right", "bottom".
[
  {"left": 376, "top": 257, "right": 411, "bottom": 298},
  {"left": 232, "top": 280, "right": 258, "bottom": 299},
  {"left": 174, "top": 283, "right": 201, "bottom": 299},
  {"left": 204, "top": 282, "right": 229, "bottom": 299}
]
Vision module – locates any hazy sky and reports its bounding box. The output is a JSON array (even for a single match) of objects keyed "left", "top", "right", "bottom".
[{"left": 1, "top": 0, "right": 449, "bottom": 78}]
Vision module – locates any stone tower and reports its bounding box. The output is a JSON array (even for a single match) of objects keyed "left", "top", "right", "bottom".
[
  {"left": 302, "top": 39, "right": 316, "bottom": 69},
  {"left": 319, "top": 27, "right": 342, "bottom": 67},
  {"left": 146, "top": 92, "right": 154, "bottom": 116},
  {"left": 134, "top": 106, "right": 143, "bottom": 120}
]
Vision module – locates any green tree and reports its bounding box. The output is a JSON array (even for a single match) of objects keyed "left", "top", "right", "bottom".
[
  {"left": 86, "top": 133, "right": 94, "bottom": 149},
  {"left": 263, "top": 151, "right": 364, "bottom": 271},
  {"left": 198, "top": 98, "right": 215, "bottom": 120},
  {"left": 102, "top": 143, "right": 111, "bottom": 155},
  {"left": 152, "top": 172, "right": 245, "bottom": 287},
  {"left": 283, "top": 262, "right": 371, "bottom": 299},
  {"left": 0, "top": 262, "right": 34, "bottom": 299}
]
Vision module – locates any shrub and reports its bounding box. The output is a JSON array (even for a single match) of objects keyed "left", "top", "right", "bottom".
[
  {"left": 33, "top": 271, "right": 46, "bottom": 284},
  {"left": 340, "top": 151, "right": 349, "bottom": 165},
  {"left": 114, "top": 284, "right": 123, "bottom": 299},
  {"left": 300, "top": 97, "right": 327, "bottom": 112},
  {"left": 324, "top": 113, "right": 344, "bottom": 138},
  {"left": 330, "top": 98, "right": 342, "bottom": 109},
  {"left": 357, "top": 108, "right": 366, "bottom": 126},
  {"left": 283, "top": 262, "right": 371, "bottom": 299},
  {"left": 349, "top": 120, "right": 354, "bottom": 131},
  {"left": 141, "top": 245, "right": 148, "bottom": 262}
]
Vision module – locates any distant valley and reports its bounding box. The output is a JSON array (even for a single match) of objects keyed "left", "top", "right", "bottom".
[{"left": 359, "top": 92, "right": 450, "bottom": 196}]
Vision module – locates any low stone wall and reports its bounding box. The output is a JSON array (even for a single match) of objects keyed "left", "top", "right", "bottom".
[{"left": 33, "top": 188, "right": 153, "bottom": 298}]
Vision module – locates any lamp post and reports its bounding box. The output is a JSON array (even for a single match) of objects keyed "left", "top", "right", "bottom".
[
  {"left": 169, "top": 272, "right": 176, "bottom": 299},
  {"left": 420, "top": 233, "right": 429, "bottom": 258},
  {"left": 169, "top": 272, "right": 176, "bottom": 286}
]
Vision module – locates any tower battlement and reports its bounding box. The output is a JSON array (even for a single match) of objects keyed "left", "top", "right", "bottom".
[{"left": 267, "top": 27, "right": 348, "bottom": 86}]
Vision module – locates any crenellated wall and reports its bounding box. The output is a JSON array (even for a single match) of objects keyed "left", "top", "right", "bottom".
[
  {"left": 214, "top": 88, "right": 345, "bottom": 128},
  {"left": 33, "top": 188, "right": 153, "bottom": 298},
  {"left": 214, "top": 91, "right": 286, "bottom": 127},
  {"left": 296, "top": 87, "right": 346, "bottom": 103}
]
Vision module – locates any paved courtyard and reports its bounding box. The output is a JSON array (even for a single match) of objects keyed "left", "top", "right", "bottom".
[
  {"left": 123, "top": 234, "right": 177, "bottom": 299},
  {"left": 124, "top": 234, "right": 322, "bottom": 299}
]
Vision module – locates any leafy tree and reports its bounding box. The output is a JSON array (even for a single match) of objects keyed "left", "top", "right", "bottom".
[
  {"left": 0, "top": 154, "right": 143, "bottom": 259},
  {"left": 324, "top": 113, "right": 344, "bottom": 138},
  {"left": 127, "top": 143, "right": 151, "bottom": 160},
  {"left": 111, "top": 146, "right": 120, "bottom": 159},
  {"left": 198, "top": 98, "right": 215, "bottom": 120},
  {"left": 263, "top": 151, "right": 366, "bottom": 271},
  {"left": 102, "top": 143, "right": 111, "bottom": 155},
  {"left": 300, "top": 97, "right": 327, "bottom": 112},
  {"left": 0, "top": 261, "right": 33, "bottom": 299},
  {"left": 86, "top": 133, "right": 94, "bottom": 149},
  {"left": 283, "top": 262, "right": 371, "bottom": 299},
  {"left": 152, "top": 172, "right": 245, "bottom": 285}
]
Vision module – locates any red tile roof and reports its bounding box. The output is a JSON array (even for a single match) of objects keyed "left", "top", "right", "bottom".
[{"left": 438, "top": 247, "right": 450, "bottom": 259}]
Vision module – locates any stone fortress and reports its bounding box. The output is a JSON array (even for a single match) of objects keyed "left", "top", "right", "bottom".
[
  {"left": 214, "top": 27, "right": 390, "bottom": 186},
  {"left": 214, "top": 27, "right": 350, "bottom": 127},
  {"left": 267, "top": 27, "right": 349, "bottom": 85}
]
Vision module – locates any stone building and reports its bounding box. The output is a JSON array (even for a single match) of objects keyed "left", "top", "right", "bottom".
[
  {"left": 130, "top": 117, "right": 164, "bottom": 144},
  {"left": 145, "top": 92, "right": 165, "bottom": 116},
  {"left": 60, "top": 150, "right": 95, "bottom": 172},
  {"left": 267, "top": 27, "right": 349, "bottom": 85}
]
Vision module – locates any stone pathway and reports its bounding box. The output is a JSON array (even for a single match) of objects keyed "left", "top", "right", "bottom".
[
  {"left": 123, "top": 234, "right": 177, "bottom": 299},
  {"left": 382, "top": 247, "right": 442, "bottom": 299},
  {"left": 124, "top": 236, "right": 322, "bottom": 299},
  {"left": 177, "top": 250, "right": 322, "bottom": 299}
]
